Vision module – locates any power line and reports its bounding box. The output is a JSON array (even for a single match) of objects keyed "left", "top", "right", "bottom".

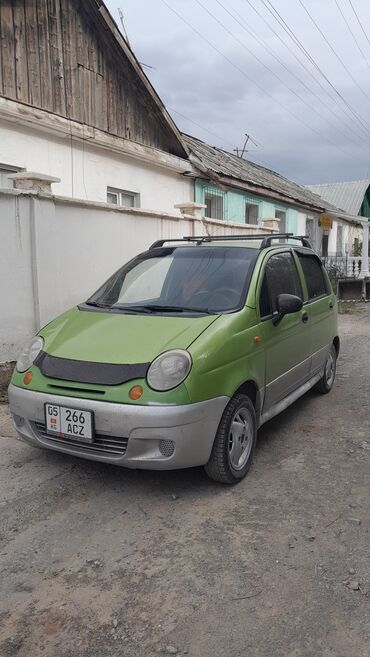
[
  {"left": 240, "top": 0, "right": 370, "bottom": 140},
  {"left": 167, "top": 107, "right": 240, "bottom": 150},
  {"left": 297, "top": 0, "right": 370, "bottom": 102},
  {"left": 212, "top": 0, "right": 370, "bottom": 149},
  {"left": 193, "top": 0, "right": 370, "bottom": 153},
  {"left": 332, "top": 0, "right": 370, "bottom": 75},
  {"left": 347, "top": 0, "right": 370, "bottom": 53},
  {"left": 256, "top": 0, "right": 370, "bottom": 135},
  {"left": 160, "top": 0, "right": 368, "bottom": 163}
]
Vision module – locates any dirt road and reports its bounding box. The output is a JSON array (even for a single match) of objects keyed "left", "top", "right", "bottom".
[{"left": 1, "top": 306, "right": 369, "bottom": 657}]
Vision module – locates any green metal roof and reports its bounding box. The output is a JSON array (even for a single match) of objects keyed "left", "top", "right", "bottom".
[{"left": 306, "top": 180, "right": 370, "bottom": 216}]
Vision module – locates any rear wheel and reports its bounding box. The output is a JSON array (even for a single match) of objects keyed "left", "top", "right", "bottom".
[
  {"left": 315, "top": 343, "right": 337, "bottom": 394},
  {"left": 204, "top": 393, "right": 257, "bottom": 484}
]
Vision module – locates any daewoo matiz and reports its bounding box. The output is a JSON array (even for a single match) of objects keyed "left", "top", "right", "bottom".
[{"left": 9, "top": 233, "right": 338, "bottom": 483}]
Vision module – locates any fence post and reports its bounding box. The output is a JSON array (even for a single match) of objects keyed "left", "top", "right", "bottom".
[{"left": 8, "top": 172, "right": 62, "bottom": 330}]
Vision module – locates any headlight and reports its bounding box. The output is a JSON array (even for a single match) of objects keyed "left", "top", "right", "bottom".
[
  {"left": 16, "top": 336, "right": 44, "bottom": 373},
  {"left": 147, "top": 349, "right": 192, "bottom": 391}
]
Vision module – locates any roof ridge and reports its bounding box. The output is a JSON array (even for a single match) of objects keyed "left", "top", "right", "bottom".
[
  {"left": 182, "top": 132, "right": 301, "bottom": 187},
  {"left": 307, "top": 179, "right": 370, "bottom": 186}
]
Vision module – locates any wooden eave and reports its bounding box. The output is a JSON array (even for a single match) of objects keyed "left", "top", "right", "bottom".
[{"left": 93, "top": 1, "right": 189, "bottom": 159}]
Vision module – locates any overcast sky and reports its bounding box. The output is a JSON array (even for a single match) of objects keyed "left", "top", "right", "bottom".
[{"left": 105, "top": 0, "right": 370, "bottom": 185}]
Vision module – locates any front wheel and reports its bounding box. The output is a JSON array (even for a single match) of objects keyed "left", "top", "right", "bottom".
[
  {"left": 204, "top": 393, "right": 257, "bottom": 484},
  {"left": 315, "top": 344, "right": 337, "bottom": 394}
]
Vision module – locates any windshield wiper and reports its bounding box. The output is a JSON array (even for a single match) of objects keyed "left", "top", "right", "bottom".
[
  {"left": 85, "top": 301, "right": 112, "bottom": 309},
  {"left": 85, "top": 302, "right": 215, "bottom": 315},
  {"left": 120, "top": 304, "right": 214, "bottom": 315}
]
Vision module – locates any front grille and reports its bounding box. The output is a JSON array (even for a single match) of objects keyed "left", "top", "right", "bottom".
[
  {"left": 33, "top": 422, "right": 128, "bottom": 457},
  {"left": 47, "top": 384, "right": 106, "bottom": 395}
]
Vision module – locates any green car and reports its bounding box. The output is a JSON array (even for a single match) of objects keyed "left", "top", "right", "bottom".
[{"left": 9, "top": 234, "right": 338, "bottom": 484}]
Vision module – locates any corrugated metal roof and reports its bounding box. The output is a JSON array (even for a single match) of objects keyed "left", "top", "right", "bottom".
[
  {"left": 183, "top": 134, "right": 329, "bottom": 212},
  {"left": 306, "top": 180, "right": 370, "bottom": 216}
]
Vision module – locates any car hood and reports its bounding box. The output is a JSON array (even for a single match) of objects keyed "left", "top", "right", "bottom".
[{"left": 39, "top": 307, "right": 219, "bottom": 364}]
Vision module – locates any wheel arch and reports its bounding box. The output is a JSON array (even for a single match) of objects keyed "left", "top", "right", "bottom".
[
  {"left": 333, "top": 336, "right": 340, "bottom": 356},
  {"left": 233, "top": 379, "right": 261, "bottom": 419}
]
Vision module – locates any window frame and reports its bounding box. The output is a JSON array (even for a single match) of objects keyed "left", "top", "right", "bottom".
[
  {"left": 204, "top": 192, "right": 224, "bottom": 220},
  {"left": 107, "top": 186, "right": 140, "bottom": 208},
  {"left": 257, "top": 249, "right": 303, "bottom": 321},
  {"left": 245, "top": 202, "right": 259, "bottom": 225},
  {"left": 295, "top": 250, "right": 330, "bottom": 302},
  {"left": 0, "top": 163, "right": 23, "bottom": 189},
  {"left": 84, "top": 245, "right": 259, "bottom": 317},
  {"left": 321, "top": 233, "right": 329, "bottom": 257}
]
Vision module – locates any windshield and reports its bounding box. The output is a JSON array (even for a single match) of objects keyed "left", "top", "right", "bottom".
[{"left": 86, "top": 246, "right": 257, "bottom": 314}]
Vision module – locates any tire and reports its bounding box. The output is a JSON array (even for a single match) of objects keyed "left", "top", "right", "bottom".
[
  {"left": 204, "top": 393, "right": 257, "bottom": 484},
  {"left": 315, "top": 343, "right": 337, "bottom": 394}
]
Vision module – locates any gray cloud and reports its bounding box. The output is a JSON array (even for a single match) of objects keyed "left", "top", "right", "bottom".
[{"left": 106, "top": 0, "right": 370, "bottom": 184}]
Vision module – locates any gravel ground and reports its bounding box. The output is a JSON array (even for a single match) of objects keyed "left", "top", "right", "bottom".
[{"left": 1, "top": 306, "right": 369, "bottom": 657}]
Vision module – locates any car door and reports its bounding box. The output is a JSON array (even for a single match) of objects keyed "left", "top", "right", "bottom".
[
  {"left": 295, "top": 250, "right": 335, "bottom": 375},
  {"left": 257, "top": 250, "right": 312, "bottom": 413}
]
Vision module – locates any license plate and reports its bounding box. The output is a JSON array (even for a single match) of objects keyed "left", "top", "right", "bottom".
[{"left": 45, "top": 404, "right": 94, "bottom": 443}]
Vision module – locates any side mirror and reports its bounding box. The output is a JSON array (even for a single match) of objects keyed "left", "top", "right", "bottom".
[{"left": 273, "top": 294, "right": 303, "bottom": 325}]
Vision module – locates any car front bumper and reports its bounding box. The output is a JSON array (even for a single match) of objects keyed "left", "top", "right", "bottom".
[{"left": 8, "top": 383, "right": 229, "bottom": 470}]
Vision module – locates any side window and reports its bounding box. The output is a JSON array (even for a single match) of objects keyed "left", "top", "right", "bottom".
[
  {"left": 298, "top": 253, "right": 328, "bottom": 300},
  {"left": 260, "top": 252, "right": 302, "bottom": 316}
]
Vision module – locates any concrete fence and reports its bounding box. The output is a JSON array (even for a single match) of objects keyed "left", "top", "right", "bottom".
[{"left": 0, "top": 186, "right": 272, "bottom": 370}]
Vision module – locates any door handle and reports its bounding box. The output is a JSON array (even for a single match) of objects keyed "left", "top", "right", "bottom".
[
  {"left": 301, "top": 312, "right": 309, "bottom": 323},
  {"left": 329, "top": 301, "right": 334, "bottom": 309}
]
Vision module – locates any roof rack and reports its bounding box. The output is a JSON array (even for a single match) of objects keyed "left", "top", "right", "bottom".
[
  {"left": 260, "top": 234, "right": 312, "bottom": 249},
  {"left": 149, "top": 234, "right": 312, "bottom": 250}
]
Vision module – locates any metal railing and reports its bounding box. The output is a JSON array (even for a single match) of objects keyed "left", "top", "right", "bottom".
[{"left": 321, "top": 255, "right": 362, "bottom": 279}]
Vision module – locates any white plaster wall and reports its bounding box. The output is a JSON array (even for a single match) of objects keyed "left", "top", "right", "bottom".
[
  {"left": 51, "top": 202, "right": 192, "bottom": 311},
  {"left": 1, "top": 190, "right": 269, "bottom": 362},
  {"left": 0, "top": 193, "right": 192, "bottom": 361},
  {"left": 0, "top": 195, "right": 35, "bottom": 361},
  {"left": 296, "top": 211, "right": 308, "bottom": 236},
  {"left": 0, "top": 121, "right": 193, "bottom": 210},
  {"left": 327, "top": 222, "right": 349, "bottom": 256},
  {"left": 297, "top": 211, "right": 359, "bottom": 256}
]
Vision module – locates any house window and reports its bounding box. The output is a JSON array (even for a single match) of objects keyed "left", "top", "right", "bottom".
[
  {"left": 107, "top": 187, "right": 140, "bottom": 208},
  {"left": 275, "top": 209, "right": 287, "bottom": 233},
  {"left": 205, "top": 192, "right": 223, "bottom": 220},
  {"left": 245, "top": 202, "right": 259, "bottom": 225},
  {"left": 0, "top": 163, "right": 21, "bottom": 189},
  {"left": 321, "top": 233, "right": 329, "bottom": 257}
]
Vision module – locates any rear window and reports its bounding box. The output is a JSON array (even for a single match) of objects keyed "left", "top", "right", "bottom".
[{"left": 297, "top": 253, "right": 328, "bottom": 299}]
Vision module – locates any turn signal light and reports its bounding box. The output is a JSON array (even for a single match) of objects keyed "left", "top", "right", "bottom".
[
  {"left": 129, "top": 385, "right": 143, "bottom": 400},
  {"left": 23, "top": 371, "right": 33, "bottom": 385}
]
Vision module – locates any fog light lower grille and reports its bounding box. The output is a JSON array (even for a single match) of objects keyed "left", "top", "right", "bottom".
[
  {"left": 13, "top": 414, "right": 24, "bottom": 428},
  {"left": 159, "top": 439, "right": 175, "bottom": 457}
]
